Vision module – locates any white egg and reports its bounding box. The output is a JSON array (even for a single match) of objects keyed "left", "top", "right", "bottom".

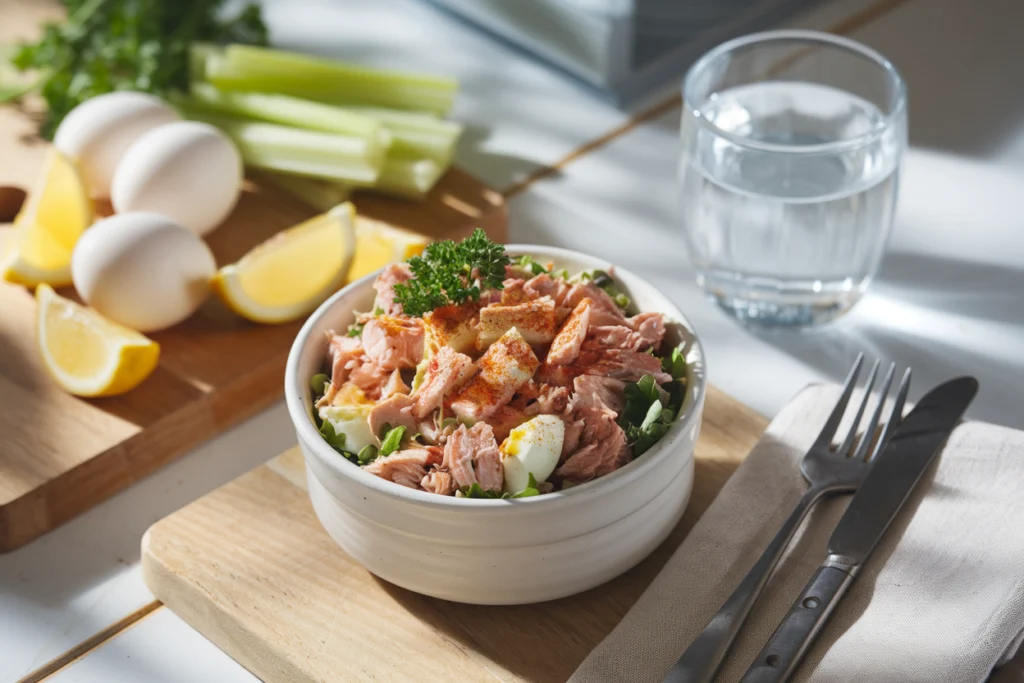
[
  {"left": 320, "top": 405, "right": 376, "bottom": 453},
  {"left": 501, "top": 414, "right": 565, "bottom": 494},
  {"left": 53, "top": 92, "right": 180, "bottom": 199},
  {"left": 71, "top": 212, "right": 216, "bottom": 332},
  {"left": 111, "top": 121, "right": 243, "bottom": 236}
]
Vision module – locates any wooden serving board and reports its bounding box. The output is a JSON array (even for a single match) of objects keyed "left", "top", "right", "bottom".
[
  {"left": 142, "top": 387, "right": 768, "bottom": 683},
  {"left": 0, "top": 59, "right": 506, "bottom": 551}
]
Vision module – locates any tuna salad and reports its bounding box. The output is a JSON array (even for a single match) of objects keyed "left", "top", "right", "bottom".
[{"left": 310, "top": 230, "right": 688, "bottom": 498}]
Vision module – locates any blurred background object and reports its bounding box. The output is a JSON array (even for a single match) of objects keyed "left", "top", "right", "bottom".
[{"left": 423, "top": 0, "right": 831, "bottom": 103}]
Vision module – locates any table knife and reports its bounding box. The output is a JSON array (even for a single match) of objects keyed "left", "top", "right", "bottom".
[{"left": 739, "top": 375, "right": 978, "bottom": 683}]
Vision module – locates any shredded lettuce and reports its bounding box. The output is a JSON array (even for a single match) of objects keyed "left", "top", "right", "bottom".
[{"left": 379, "top": 425, "right": 406, "bottom": 457}]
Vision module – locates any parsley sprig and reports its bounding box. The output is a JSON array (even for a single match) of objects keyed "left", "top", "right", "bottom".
[{"left": 393, "top": 228, "right": 510, "bottom": 317}]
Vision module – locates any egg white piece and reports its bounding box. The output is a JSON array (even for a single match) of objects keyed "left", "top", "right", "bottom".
[
  {"left": 501, "top": 414, "right": 565, "bottom": 494},
  {"left": 319, "top": 405, "right": 376, "bottom": 453},
  {"left": 71, "top": 212, "right": 216, "bottom": 332},
  {"left": 112, "top": 121, "right": 243, "bottom": 236},
  {"left": 53, "top": 92, "right": 180, "bottom": 199}
]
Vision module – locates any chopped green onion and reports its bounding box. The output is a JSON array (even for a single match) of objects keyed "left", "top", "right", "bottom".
[
  {"left": 357, "top": 444, "right": 379, "bottom": 464},
  {"left": 204, "top": 44, "right": 458, "bottom": 115},
  {"left": 346, "top": 322, "right": 364, "bottom": 338},
  {"left": 310, "top": 373, "right": 330, "bottom": 396},
  {"left": 379, "top": 425, "right": 406, "bottom": 457}
]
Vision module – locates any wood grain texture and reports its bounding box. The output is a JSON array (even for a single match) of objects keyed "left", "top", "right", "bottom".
[
  {"left": 0, "top": 0, "right": 507, "bottom": 550},
  {"left": 142, "top": 385, "right": 768, "bottom": 683}
]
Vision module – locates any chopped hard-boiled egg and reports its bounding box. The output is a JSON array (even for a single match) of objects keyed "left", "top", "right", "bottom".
[
  {"left": 423, "top": 304, "right": 478, "bottom": 355},
  {"left": 476, "top": 298, "right": 558, "bottom": 349},
  {"left": 500, "top": 414, "right": 565, "bottom": 494},
  {"left": 319, "top": 404, "right": 375, "bottom": 453},
  {"left": 450, "top": 327, "right": 539, "bottom": 423}
]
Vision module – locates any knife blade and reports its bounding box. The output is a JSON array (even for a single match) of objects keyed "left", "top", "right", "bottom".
[{"left": 739, "top": 376, "right": 978, "bottom": 683}]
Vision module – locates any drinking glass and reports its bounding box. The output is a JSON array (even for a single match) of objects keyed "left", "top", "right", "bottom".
[{"left": 679, "top": 30, "right": 907, "bottom": 327}]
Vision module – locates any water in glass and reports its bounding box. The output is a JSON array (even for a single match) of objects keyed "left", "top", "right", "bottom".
[{"left": 680, "top": 79, "right": 902, "bottom": 326}]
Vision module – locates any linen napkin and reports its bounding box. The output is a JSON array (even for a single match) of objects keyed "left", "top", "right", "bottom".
[{"left": 571, "top": 383, "right": 1024, "bottom": 683}]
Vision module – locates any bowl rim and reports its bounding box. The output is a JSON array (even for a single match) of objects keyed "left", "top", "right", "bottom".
[{"left": 284, "top": 244, "right": 707, "bottom": 513}]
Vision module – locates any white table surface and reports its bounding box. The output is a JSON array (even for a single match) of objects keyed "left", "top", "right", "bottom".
[{"left": 4, "top": 0, "right": 1024, "bottom": 680}]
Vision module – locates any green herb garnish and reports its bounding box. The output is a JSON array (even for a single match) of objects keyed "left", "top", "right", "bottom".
[
  {"left": 516, "top": 254, "right": 549, "bottom": 276},
  {"left": 356, "top": 444, "right": 379, "bottom": 465},
  {"left": 620, "top": 369, "right": 686, "bottom": 457},
  {"left": 346, "top": 322, "right": 364, "bottom": 337},
  {"left": 319, "top": 419, "right": 351, "bottom": 458},
  {"left": 392, "top": 228, "right": 510, "bottom": 317},
  {"left": 461, "top": 473, "right": 539, "bottom": 499},
  {"left": 379, "top": 425, "right": 406, "bottom": 457},
  {"left": 2, "top": 0, "right": 269, "bottom": 139},
  {"left": 662, "top": 347, "right": 687, "bottom": 381}
]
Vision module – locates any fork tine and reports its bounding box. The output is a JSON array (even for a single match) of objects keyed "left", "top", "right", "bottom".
[
  {"left": 836, "top": 358, "right": 880, "bottom": 457},
  {"left": 811, "top": 353, "right": 865, "bottom": 452},
  {"left": 852, "top": 362, "right": 896, "bottom": 461},
  {"left": 868, "top": 367, "right": 912, "bottom": 461}
]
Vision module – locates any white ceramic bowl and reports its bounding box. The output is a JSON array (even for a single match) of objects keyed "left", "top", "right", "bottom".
[{"left": 285, "top": 245, "right": 707, "bottom": 605}]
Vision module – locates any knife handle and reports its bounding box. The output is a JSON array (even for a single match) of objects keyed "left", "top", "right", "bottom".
[{"left": 738, "top": 561, "right": 856, "bottom": 683}]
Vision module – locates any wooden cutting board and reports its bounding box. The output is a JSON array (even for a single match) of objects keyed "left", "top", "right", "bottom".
[
  {"left": 0, "top": 1, "right": 506, "bottom": 552},
  {"left": 141, "top": 387, "right": 768, "bottom": 683}
]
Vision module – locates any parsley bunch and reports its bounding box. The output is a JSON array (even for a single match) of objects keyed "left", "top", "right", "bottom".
[
  {"left": 393, "top": 228, "right": 510, "bottom": 317},
  {"left": 3, "top": 0, "right": 268, "bottom": 139}
]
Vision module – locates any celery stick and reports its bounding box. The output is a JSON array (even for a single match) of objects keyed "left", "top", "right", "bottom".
[
  {"left": 190, "top": 43, "right": 223, "bottom": 83},
  {"left": 207, "top": 44, "right": 458, "bottom": 115},
  {"left": 252, "top": 170, "right": 351, "bottom": 212},
  {"left": 341, "top": 106, "right": 462, "bottom": 164},
  {"left": 182, "top": 109, "right": 383, "bottom": 185},
  {"left": 371, "top": 158, "right": 444, "bottom": 199},
  {"left": 189, "top": 84, "right": 391, "bottom": 151}
]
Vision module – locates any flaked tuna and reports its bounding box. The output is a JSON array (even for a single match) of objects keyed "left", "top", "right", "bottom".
[
  {"left": 584, "top": 325, "right": 647, "bottom": 352},
  {"left": 564, "top": 283, "right": 626, "bottom": 327},
  {"left": 347, "top": 358, "right": 393, "bottom": 400},
  {"left": 547, "top": 298, "right": 591, "bottom": 365},
  {"left": 381, "top": 369, "right": 411, "bottom": 399},
  {"left": 372, "top": 263, "right": 413, "bottom": 316},
  {"left": 556, "top": 405, "right": 630, "bottom": 483},
  {"left": 524, "top": 273, "right": 570, "bottom": 303},
  {"left": 443, "top": 423, "right": 504, "bottom": 491},
  {"left": 577, "top": 347, "right": 672, "bottom": 383},
  {"left": 411, "top": 346, "right": 476, "bottom": 418},
  {"left": 629, "top": 311, "right": 666, "bottom": 349},
  {"left": 367, "top": 393, "right": 417, "bottom": 441},
  {"left": 321, "top": 334, "right": 364, "bottom": 404},
  {"left": 421, "top": 468, "right": 457, "bottom": 495},
  {"left": 362, "top": 315, "right": 424, "bottom": 370},
  {"left": 570, "top": 375, "right": 626, "bottom": 414},
  {"left": 364, "top": 446, "right": 443, "bottom": 489}
]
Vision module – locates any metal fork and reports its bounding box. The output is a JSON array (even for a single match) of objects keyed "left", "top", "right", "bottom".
[{"left": 663, "top": 354, "right": 911, "bottom": 683}]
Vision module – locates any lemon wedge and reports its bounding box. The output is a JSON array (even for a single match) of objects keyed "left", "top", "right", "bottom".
[
  {"left": 213, "top": 202, "right": 357, "bottom": 324},
  {"left": 348, "top": 217, "right": 429, "bottom": 282},
  {"left": 36, "top": 284, "right": 160, "bottom": 397},
  {"left": 2, "top": 148, "right": 93, "bottom": 287}
]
